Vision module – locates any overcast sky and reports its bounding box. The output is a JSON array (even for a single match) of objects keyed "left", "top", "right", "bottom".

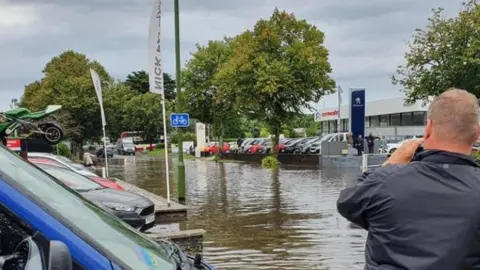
[{"left": 0, "top": 0, "right": 464, "bottom": 110}]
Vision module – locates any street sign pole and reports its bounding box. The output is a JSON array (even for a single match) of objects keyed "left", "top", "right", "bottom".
[{"left": 174, "top": 0, "right": 186, "bottom": 203}]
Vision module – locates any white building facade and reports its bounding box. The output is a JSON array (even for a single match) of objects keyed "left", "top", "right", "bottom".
[{"left": 316, "top": 97, "right": 429, "bottom": 138}]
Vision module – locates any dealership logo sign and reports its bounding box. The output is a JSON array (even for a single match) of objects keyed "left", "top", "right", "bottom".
[
  {"left": 353, "top": 97, "right": 363, "bottom": 107},
  {"left": 314, "top": 110, "right": 339, "bottom": 121},
  {"left": 322, "top": 110, "right": 339, "bottom": 117}
]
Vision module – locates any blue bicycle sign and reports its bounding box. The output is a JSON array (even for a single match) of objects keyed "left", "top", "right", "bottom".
[{"left": 170, "top": 113, "right": 190, "bottom": 128}]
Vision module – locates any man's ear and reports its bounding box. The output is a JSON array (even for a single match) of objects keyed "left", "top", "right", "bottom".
[
  {"left": 424, "top": 119, "right": 433, "bottom": 139},
  {"left": 476, "top": 124, "right": 480, "bottom": 141}
]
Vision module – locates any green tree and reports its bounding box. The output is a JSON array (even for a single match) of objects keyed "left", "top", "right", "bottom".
[
  {"left": 20, "top": 50, "right": 112, "bottom": 154},
  {"left": 103, "top": 82, "right": 137, "bottom": 140},
  {"left": 182, "top": 39, "right": 232, "bottom": 125},
  {"left": 21, "top": 81, "right": 45, "bottom": 111},
  {"left": 393, "top": 0, "right": 480, "bottom": 102},
  {"left": 125, "top": 70, "right": 176, "bottom": 100},
  {"left": 122, "top": 93, "right": 170, "bottom": 145},
  {"left": 182, "top": 39, "right": 236, "bottom": 155},
  {"left": 215, "top": 9, "right": 335, "bottom": 149}
]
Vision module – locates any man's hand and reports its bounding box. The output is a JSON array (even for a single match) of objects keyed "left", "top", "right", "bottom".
[{"left": 382, "top": 139, "right": 424, "bottom": 167}]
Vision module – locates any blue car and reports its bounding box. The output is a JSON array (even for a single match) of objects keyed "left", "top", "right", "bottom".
[{"left": 0, "top": 145, "right": 215, "bottom": 270}]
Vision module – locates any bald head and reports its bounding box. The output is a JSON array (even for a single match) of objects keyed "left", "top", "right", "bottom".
[{"left": 427, "top": 88, "right": 479, "bottom": 146}]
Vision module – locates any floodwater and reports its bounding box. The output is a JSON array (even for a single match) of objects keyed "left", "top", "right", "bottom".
[{"left": 109, "top": 155, "right": 367, "bottom": 269}]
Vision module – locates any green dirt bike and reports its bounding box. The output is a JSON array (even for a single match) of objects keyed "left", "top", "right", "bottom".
[{"left": 0, "top": 105, "right": 64, "bottom": 145}]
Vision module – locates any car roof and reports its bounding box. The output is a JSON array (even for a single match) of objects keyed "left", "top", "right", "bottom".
[
  {"left": 28, "top": 157, "right": 62, "bottom": 165},
  {"left": 27, "top": 152, "right": 56, "bottom": 157},
  {"left": 34, "top": 162, "right": 69, "bottom": 170}
]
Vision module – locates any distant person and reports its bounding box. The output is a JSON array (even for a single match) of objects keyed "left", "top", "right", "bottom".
[
  {"left": 337, "top": 88, "right": 480, "bottom": 269},
  {"left": 366, "top": 133, "right": 375, "bottom": 154},
  {"left": 354, "top": 134, "right": 363, "bottom": 156},
  {"left": 380, "top": 136, "right": 388, "bottom": 153},
  {"left": 346, "top": 132, "right": 354, "bottom": 155}
]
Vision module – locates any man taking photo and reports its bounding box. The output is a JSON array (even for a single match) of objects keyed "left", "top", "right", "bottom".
[{"left": 337, "top": 88, "right": 480, "bottom": 269}]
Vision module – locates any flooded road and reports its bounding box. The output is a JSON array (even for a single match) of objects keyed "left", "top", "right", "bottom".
[{"left": 109, "top": 156, "right": 366, "bottom": 269}]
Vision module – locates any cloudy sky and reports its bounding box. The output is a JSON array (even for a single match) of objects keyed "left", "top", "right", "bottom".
[{"left": 0, "top": 0, "right": 464, "bottom": 110}]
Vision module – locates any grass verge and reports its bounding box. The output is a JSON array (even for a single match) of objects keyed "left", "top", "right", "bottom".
[{"left": 147, "top": 148, "right": 166, "bottom": 157}]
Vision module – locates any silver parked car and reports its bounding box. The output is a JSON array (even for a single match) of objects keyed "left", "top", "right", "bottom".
[{"left": 27, "top": 152, "right": 98, "bottom": 177}]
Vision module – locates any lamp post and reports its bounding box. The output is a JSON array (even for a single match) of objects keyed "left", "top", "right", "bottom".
[{"left": 174, "top": 0, "right": 186, "bottom": 202}]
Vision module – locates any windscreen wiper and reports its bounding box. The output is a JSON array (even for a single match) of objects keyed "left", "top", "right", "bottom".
[{"left": 157, "top": 239, "right": 206, "bottom": 270}]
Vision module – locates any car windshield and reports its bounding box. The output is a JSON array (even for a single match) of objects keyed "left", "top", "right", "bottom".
[
  {"left": 124, "top": 143, "right": 134, "bottom": 147},
  {"left": 0, "top": 146, "right": 175, "bottom": 269},
  {"left": 38, "top": 165, "right": 102, "bottom": 191},
  {"left": 286, "top": 138, "right": 301, "bottom": 145}
]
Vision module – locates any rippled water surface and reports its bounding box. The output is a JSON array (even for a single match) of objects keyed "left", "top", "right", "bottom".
[{"left": 109, "top": 156, "right": 367, "bottom": 269}]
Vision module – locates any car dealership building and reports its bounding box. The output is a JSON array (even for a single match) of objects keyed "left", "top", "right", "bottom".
[{"left": 315, "top": 97, "right": 429, "bottom": 138}]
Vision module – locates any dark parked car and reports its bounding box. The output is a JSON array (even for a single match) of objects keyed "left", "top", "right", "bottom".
[
  {"left": 37, "top": 164, "right": 156, "bottom": 232},
  {"left": 96, "top": 147, "right": 114, "bottom": 158},
  {"left": 281, "top": 138, "right": 304, "bottom": 153},
  {"left": 294, "top": 136, "right": 322, "bottom": 154}
]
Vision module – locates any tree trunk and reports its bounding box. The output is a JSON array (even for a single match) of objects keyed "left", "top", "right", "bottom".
[
  {"left": 217, "top": 117, "right": 225, "bottom": 158},
  {"left": 72, "top": 140, "right": 84, "bottom": 160},
  {"left": 273, "top": 132, "right": 280, "bottom": 157}
]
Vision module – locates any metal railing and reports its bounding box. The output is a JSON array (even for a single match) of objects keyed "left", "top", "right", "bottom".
[{"left": 361, "top": 153, "right": 387, "bottom": 172}]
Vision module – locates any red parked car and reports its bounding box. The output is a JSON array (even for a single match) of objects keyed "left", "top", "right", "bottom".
[
  {"left": 205, "top": 142, "right": 230, "bottom": 154},
  {"left": 28, "top": 158, "right": 124, "bottom": 190},
  {"left": 87, "top": 176, "right": 124, "bottom": 190},
  {"left": 249, "top": 141, "right": 265, "bottom": 153}
]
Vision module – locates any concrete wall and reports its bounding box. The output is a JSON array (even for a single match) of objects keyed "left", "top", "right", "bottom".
[
  {"left": 220, "top": 153, "right": 320, "bottom": 168},
  {"left": 322, "top": 155, "right": 362, "bottom": 168},
  {"left": 321, "top": 154, "right": 388, "bottom": 169},
  {"left": 320, "top": 141, "right": 382, "bottom": 155},
  {"left": 321, "top": 141, "right": 349, "bottom": 155}
]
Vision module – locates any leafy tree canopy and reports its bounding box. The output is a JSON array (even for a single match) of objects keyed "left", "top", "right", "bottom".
[
  {"left": 182, "top": 39, "right": 232, "bottom": 124},
  {"left": 214, "top": 9, "right": 335, "bottom": 143},
  {"left": 20, "top": 50, "right": 111, "bottom": 144},
  {"left": 125, "top": 70, "right": 176, "bottom": 100},
  {"left": 122, "top": 92, "right": 172, "bottom": 143},
  {"left": 393, "top": 0, "right": 480, "bottom": 102}
]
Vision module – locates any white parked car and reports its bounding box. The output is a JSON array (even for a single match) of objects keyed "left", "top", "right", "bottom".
[
  {"left": 228, "top": 142, "right": 239, "bottom": 152},
  {"left": 309, "top": 132, "right": 349, "bottom": 154},
  {"left": 27, "top": 152, "right": 98, "bottom": 177},
  {"left": 385, "top": 136, "right": 423, "bottom": 155}
]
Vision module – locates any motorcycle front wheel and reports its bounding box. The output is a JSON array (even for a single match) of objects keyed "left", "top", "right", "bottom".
[{"left": 39, "top": 123, "right": 64, "bottom": 145}]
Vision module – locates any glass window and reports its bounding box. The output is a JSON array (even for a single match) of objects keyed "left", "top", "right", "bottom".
[
  {"left": 365, "top": 117, "right": 370, "bottom": 127},
  {"left": 380, "top": 115, "right": 389, "bottom": 127},
  {"left": 321, "top": 121, "right": 328, "bottom": 134},
  {"left": 391, "top": 113, "right": 401, "bottom": 126},
  {"left": 0, "top": 146, "right": 176, "bottom": 269},
  {"left": 413, "top": 111, "right": 426, "bottom": 125},
  {"left": 401, "top": 113, "right": 413, "bottom": 126},
  {"left": 329, "top": 121, "right": 336, "bottom": 133},
  {"left": 39, "top": 166, "right": 102, "bottom": 191},
  {"left": 341, "top": 119, "right": 349, "bottom": 132},
  {"left": 370, "top": 116, "right": 380, "bottom": 127},
  {"left": 0, "top": 204, "right": 44, "bottom": 269}
]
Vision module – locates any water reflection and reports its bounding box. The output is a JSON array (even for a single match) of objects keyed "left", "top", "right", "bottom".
[{"left": 110, "top": 156, "right": 367, "bottom": 269}]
